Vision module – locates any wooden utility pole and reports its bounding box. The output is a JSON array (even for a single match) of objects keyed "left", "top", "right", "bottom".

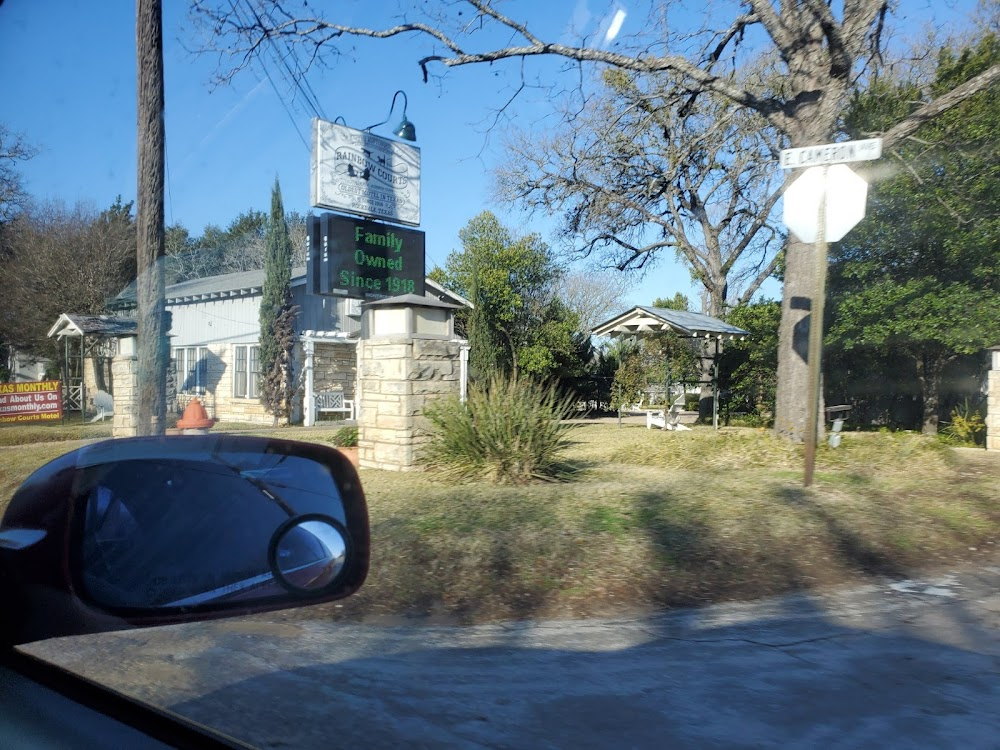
[{"left": 135, "top": 0, "right": 167, "bottom": 436}]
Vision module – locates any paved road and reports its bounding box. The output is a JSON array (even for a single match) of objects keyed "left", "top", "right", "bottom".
[{"left": 23, "top": 565, "right": 1000, "bottom": 749}]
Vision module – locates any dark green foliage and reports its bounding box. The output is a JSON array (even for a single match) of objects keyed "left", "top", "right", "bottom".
[
  {"left": 649, "top": 294, "right": 701, "bottom": 394},
  {"left": 829, "top": 32, "right": 1000, "bottom": 433},
  {"left": 718, "top": 301, "right": 780, "bottom": 423},
  {"left": 439, "top": 211, "right": 587, "bottom": 385},
  {"left": 258, "top": 178, "right": 298, "bottom": 423},
  {"left": 423, "top": 373, "right": 577, "bottom": 484},
  {"left": 465, "top": 254, "right": 500, "bottom": 380},
  {"left": 609, "top": 339, "right": 646, "bottom": 410}
]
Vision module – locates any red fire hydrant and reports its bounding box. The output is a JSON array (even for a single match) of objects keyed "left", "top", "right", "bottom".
[{"left": 176, "top": 398, "right": 215, "bottom": 435}]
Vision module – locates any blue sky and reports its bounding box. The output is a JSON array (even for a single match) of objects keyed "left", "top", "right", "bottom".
[{"left": 0, "top": 0, "right": 983, "bottom": 311}]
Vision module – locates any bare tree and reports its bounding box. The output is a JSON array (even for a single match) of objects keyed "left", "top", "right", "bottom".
[
  {"left": 0, "top": 201, "right": 137, "bottom": 361},
  {"left": 498, "top": 66, "right": 783, "bottom": 320},
  {"left": 220, "top": 212, "right": 308, "bottom": 273},
  {"left": 555, "top": 269, "right": 632, "bottom": 335},
  {"left": 0, "top": 124, "right": 37, "bottom": 224},
  {"left": 189, "top": 0, "right": 1000, "bottom": 441}
]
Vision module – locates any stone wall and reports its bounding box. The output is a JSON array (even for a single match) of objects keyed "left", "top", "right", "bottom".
[
  {"left": 313, "top": 343, "right": 357, "bottom": 396},
  {"left": 111, "top": 352, "right": 138, "bottom": 438},
  {"left": 988, "top": 352, "right": 1000, "bottom": 452},
  {"left": 358, "top": 337, "right": 461, "bottom": 471}
]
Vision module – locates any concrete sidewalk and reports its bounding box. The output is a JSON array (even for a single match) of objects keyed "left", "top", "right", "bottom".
[{"left": 24, "top": 565, "right": 1000, "bottom": 748}]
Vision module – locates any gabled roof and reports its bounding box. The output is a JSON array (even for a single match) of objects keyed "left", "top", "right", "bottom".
[
  {"left": 47, "top": 314, "right": 137, "bottom": 339},
  {"left": 592, "top": 306, "right": 750, "bottom": 340},
  {"left": 110, "top": 268, "right": 472, "bottom": 309},
  {"left": 110, "top": 267, "right": 307, "bottom": 308},
  {"left": 165, "top": 266, "right": 312, "bottom": 303},
  {"left": 362, "top": 293, "right": 461, "bottom": 309},
  {"left": 425, "top": 277, "right": 473, "bottom": 309}
]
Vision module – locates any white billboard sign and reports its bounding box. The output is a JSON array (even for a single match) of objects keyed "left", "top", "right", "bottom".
[
  {"left": 310, "top": 118, "right": 421, "bottom": 226},
  {"left": 780, "top": 138, "right": 882, "bottom": 169}
]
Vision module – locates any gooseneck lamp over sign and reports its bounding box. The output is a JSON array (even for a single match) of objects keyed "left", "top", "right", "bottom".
[{"left": 364, "top": 90, "right": 417, "bottom": 142}]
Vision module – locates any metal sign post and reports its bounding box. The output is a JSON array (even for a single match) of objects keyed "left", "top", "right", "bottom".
[{"left": 802, "top": 165, "right": 828, "bottom": 487}]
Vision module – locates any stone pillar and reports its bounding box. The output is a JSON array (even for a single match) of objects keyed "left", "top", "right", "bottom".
[
  {"left": 358, "top": 336, "right": 461, "bottom": 471},
  {"left": 111, "top": 336, "right": 139, "bottom": 438},
  {"left": 987, "top": 348, "right": 1000, "bottom": 452}
]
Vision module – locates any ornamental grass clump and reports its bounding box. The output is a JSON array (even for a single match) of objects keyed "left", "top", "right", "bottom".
[{"left": 423, "top": 374, "right": 577, "bottom": 483}]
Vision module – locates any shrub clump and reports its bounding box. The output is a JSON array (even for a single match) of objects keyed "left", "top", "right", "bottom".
[
  {"left": 938, "top": 400, "right": 986, "bottom": 447},
  {"left": 330, "top": 425, "right": 358, "bottom": 447},
  {"left": 423, "top": 374, "right": 577, "bottom": 483}
]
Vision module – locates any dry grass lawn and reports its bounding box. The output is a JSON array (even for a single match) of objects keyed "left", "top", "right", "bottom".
[
  {"left": 330, "top": 425, "right": 1000, "bottom": 623},
  {"left": 2, "top": 423, "right": 998, "bottom": 624}
]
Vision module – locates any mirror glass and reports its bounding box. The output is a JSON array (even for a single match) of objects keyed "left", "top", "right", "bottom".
[
  {"left": 76, "top": 442, "right": 351, "bottom": 610},
  {"left": 272, "top": 518, "right": 348, "bottom": 592}
]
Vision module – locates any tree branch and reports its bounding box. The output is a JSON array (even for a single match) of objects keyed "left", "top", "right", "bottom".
[{"left": 880, "top": 63, "right": 1000, "bottom": 149}]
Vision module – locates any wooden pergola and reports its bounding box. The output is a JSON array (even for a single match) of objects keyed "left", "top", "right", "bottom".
[{"left": 592, "top": 306, "right": 751, "bottom": 428}]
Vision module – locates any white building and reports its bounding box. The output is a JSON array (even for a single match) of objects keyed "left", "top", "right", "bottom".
[{"left": 110, "top": 267, "right": 470, "bottom": 425}]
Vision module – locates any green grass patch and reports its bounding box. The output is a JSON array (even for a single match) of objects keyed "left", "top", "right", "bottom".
[{"left": 0, "top": 421, "right": 112, "bottom": 447}]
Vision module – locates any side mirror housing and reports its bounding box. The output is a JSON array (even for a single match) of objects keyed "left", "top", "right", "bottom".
[{"left": 0, "top": 435, "right": 369, "bottom": 645}]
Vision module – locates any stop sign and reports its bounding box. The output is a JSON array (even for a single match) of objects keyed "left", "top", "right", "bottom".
[{"left": 783, "top": 164, "right": 868, "bottom": 243}]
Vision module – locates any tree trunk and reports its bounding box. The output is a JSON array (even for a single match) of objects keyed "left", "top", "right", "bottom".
[
  {"left": 769, "top": 11, "right": 850, "bottom": 443},
  {"left": 916, "top": 352, "right": 944, "bottom": 435},
  {"left": 697, "top": 341, "right": 715, "bottom": 423},
  {"left": 773, "top": 127, "right": 840, "bottom": 442},
  {"left": 135, "top": 0, "right": 167, "bottom": 436},
  {"left": 698, "top": 281, "right": 727, "bottom": 422}
]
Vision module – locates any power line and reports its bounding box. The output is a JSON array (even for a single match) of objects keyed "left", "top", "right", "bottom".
[
  {"left": 228, "top": 0, "right": 310, "bottom": 150},
  {"left": 240, "top": 0, "right": 325, "bottom": 120},
  {"left": 276, "top": 35, "right": 327, "bottom": 119}
]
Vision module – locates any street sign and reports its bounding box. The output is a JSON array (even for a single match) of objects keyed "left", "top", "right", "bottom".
[
  {"left": 780, "top": 138, "right": 882, "bottom": 169},
  {"left": 782, "top": 143, "right": 880, "bottom": 487},
  {"left": 783, "top": 164, "right": 868, "bottom": 243}
]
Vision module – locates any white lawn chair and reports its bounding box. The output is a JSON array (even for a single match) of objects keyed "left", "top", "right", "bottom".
[
  {"left": 91, "top": 390, "right": 115, "bottom": 422},
  {"left": 647, "top": 393, "right": 691, "bottom": 431}
]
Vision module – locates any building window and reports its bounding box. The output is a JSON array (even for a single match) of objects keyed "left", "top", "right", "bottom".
[
  {"left": 173, "top": 346, "right": 209, "bottom": 394},
  {"left": 234, "top": 344, "right": 260, "bottom": 399}
]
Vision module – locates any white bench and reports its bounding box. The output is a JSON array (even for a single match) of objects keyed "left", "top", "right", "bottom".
[
  {"left": 646, "top": 394, "right": 692, "bottom": 431},
  {"left": 315, "top": 390, "right": 355, "bottom": 421}
]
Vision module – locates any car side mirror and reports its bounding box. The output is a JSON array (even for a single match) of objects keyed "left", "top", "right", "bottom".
[{"left": 0, "top": 435, "right": 369, "bottom": 645}]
